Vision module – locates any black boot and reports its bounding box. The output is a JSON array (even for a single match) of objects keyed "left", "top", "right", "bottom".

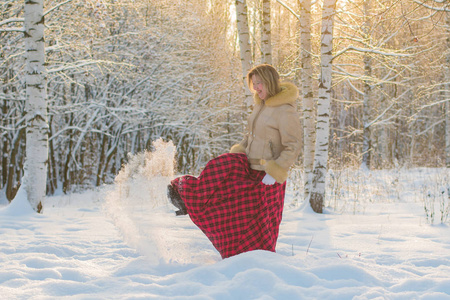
[{"left": 167, "top": 184, "right": 188, "bottom": 216}]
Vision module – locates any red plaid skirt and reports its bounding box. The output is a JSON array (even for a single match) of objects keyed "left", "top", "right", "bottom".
[{"left": 171, "top": 153, "right": 286, "bottom": 259}]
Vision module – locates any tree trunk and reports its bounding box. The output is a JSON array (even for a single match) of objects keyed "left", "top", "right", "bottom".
[
  {"left": 299, "top": 0, "right": 315, "bottom": 200},
  {"left": 6, "top": 127, "right": 25, "bottom": 201},
  {"left": 235, "top": 0, "right": 253, "bottom": 108},
  {"left": 47, "top": 115, "right": 57, "bottom": 195},
  {"left": 261, "top": 0, "right": 272, "bottom": 65},
  {"left": 446, "top": 11, "right": 450, "bottom": 168},
  {"left": 309, "top": 0, "right": 337, "bottom": 213},
  {"left": 361, "top": 0, "right": 372, "bottom": 169},
  {"left": 1, "top": 100, "right": 8, "bottom": 187},
  {"left": 96, "top": 133, "right": 108, "bottom": 187},
  {"left": 102, "top": 124, "right": 123, "bottom": 183},
  {"left": 22, "top": 0, "right": 48, "bottom": 213},
  {"left": 63, "top": 114, "right": 74, "bottom": 194}
]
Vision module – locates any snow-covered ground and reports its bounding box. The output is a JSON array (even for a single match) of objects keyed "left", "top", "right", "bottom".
[{"left": 1, "top": 155, "right": 449, "bottom": 299}]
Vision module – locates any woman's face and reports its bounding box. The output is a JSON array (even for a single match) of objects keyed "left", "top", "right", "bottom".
[{"left": 251, "top": 74, "right": 268, "bottom": 100}]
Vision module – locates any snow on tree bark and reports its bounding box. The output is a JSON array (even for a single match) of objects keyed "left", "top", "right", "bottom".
[
  {"left": 22, "top": 0, "right": 48, "bottom": 212},
  {"left": 299, "top": 0, "right": 315, "bottom": 200},
  {"left": 309, "top": 0, "right": 337, "bottom": 213}
]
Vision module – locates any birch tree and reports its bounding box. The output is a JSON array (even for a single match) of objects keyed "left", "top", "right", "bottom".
[
  {"left": 261, "top": 0, "right": 272, "bottom": 64},
  {"left": 235, "top": 0, "right": 254, "bottom": 108},
  {"left": 446, "top": 10, "right": 450, "bottom": 168},
  {"left": 309, "top": 0, "right": 337, "bottom": 213},
  {"left": 19, "top": 0, "right": 48, "bottom": 212},
  {"left": 299, "top": 0, "right": 315, "bottom": 200},
  {"left": 274, "top": 0, "right": 317, "bottom": 200}
]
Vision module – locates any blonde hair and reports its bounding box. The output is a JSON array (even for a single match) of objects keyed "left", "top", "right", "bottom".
[{"left": 247, "top": 64, "right": 281, "bottom": 99}]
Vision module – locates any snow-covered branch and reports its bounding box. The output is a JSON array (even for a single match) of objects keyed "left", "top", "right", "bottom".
[
  {"left": 416, "top": 119, "right": 445, "bottom": 136},
  {"left": 0, "top": 27, "right": 23, "bottom": 33},
  {"left": 0, "top": 17, "right": 23, "bottom": 27},
  {"left": 275, "top": 0, "right": 300, "bottom": 21},
  {"left": 333, "top": 46, "right": 413, "bottom": 60},
  {"left": 412, "top": 0, "right": 450, "bottom": 12},
  {"left": 420, "top": 98, "right": 450, "bottom": 109},
  {"left": 44, "top": 0, "right": 74, "bottom": 16},
  {"left": 47, "top": 60, "right": 134, "bottom": 73},
  {"left": 366, "top": 88, "right": 412, "bottom": 128}
]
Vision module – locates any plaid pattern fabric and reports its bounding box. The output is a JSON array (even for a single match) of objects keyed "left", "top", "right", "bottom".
[{"left": 171, "top": 153, "right": 286, "bottom": 259}]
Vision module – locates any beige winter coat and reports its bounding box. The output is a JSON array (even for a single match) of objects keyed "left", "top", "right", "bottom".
[{"left": 230, "top": 82, "right": 301, "bottom": 184}]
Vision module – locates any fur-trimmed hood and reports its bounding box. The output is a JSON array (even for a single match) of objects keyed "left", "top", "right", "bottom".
[{"left": 254, "top": 82, "right": 299, "bottom": 107}]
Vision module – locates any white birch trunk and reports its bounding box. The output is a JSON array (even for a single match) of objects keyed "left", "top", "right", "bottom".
[
  {"left": 446, "top": 11, "right": 450, "bottom": 168},
  {"left": 299, "top": 0, "right": 315, "bottom": 200},
  {"left": 309, "top": 0, "right": 336, "bottom": 213},
  {"left": 261, "top": 0, "right": 272, "bottom": 65},
  {"left": 21, "top": 0, "right": 48, "bottom": 212},
  {"left": 361, "top": 0, "right": 372, "bottom": 169},
  {"left": 235, "top": 0, "right": 253, "bottom": 108}
]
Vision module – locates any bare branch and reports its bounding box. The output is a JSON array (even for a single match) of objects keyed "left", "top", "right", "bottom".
[
  {"left": 412, "top": 0, "right": 450, "bottom": 12},
  {"left": 420, "top": 98, "right": 450, "bottom": 109},
  {"left": 44, "top": 0, "right": 74, "bottom": 16},
  {"left": 0, "top": 27, "right": 23, "bottom": 33},
  {"left": 416, "top": 119, "right": 446, "bottom": 136},
  {"left": 367, "top": 88, "right": 412, "bottom": 128},
  {"left": 333, "top": 46, "right": 413, "bottom": 60},
  {"left": 0, "top": 17, "right": 24, "bottom": 27},
  {"left": 275, "top": 0, "right": 300, "bottom": 21}
]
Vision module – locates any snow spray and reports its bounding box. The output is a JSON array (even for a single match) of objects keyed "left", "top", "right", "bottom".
[{"left": 104, "top": 138, "right": 176, "bottom": 263}]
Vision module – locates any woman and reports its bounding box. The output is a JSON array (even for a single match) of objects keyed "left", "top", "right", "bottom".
[{"left": 168, "top": 64, "right": 301, "bottom": 259}]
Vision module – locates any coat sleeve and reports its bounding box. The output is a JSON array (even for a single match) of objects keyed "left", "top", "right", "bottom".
[
  {"left": 230, "top": 135, "right": 248, "bottom": 154},
  {"left": 265, "top": 106, "right": 301, "bottom": 183}
]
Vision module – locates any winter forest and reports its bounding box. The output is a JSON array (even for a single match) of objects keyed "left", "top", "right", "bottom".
[{"left": 1, "top": 0, "right": 449, "bottom": 212}]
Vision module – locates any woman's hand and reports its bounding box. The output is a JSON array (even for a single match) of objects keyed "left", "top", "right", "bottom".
[{"left": 262, "top": 173, "right": 276, "bottom": 185}]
